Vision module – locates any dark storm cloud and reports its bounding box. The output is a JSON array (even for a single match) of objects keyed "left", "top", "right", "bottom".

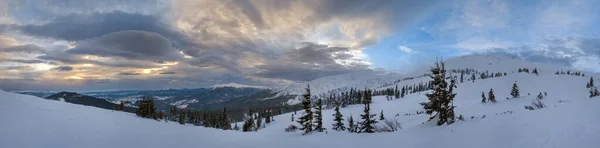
[
  {"left": 0, "top": 44, "right": 46, "bottom": 54},
  {"left": 67, "top": 30, "right": 181, "bottom": 62},
  {"left": 118, "top": 72, "right": 140, "bottom": 76},
  {"left": 233, "top": 0, "right": 267, "bottom": 29},
  {"left": 0, "top": 59, "right": 48, "bottom": 64},
  {"left": 255, "top": 42, "right": 370, "bottom": 81},
  {"left": 160, "top": 71, "right": 176, "bottom": 75},
  {"left": 54, "top": 66, "right": 73, "bottom": 71},
  {"left": 19, "top": 10, "right": 176, "bottom": 41}
]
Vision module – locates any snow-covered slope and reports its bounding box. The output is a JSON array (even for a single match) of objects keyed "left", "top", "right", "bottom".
[
  {"left": 3, "top": 54, "right": 600, "bottom": 148},
  {"left": 279, "top": 71, "right": 401, "bottom": 95},
  {"left": 3, "top": 70, "right": 600, "bottom": 147},
  {"left": 212, "top": 82, "right": 270, "bottom": 89}
]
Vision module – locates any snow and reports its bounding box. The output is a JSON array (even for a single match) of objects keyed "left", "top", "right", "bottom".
[
  {"left": 212, "top": 82, "right": 270, "bottom": 89},
  {"left": 58, "top": 97, "right": 65, "bottom": 102},
  {"left": 169, "top": 99, "right": 198, "bottom": 109},
  {"left": 2, "top": 54, "right": 600, "bottom": 148},
  {"left": 279, "top": 71, "right": 400, "bottom": 96}
]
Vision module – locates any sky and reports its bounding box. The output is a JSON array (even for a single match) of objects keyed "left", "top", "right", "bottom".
[{"left": 0, "top": 0, "right": 599, "bottom": 91}]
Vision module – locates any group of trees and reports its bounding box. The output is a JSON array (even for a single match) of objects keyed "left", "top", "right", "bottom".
[
  {"left": 169, "top": 106, "right": 232, "bottom": 130},
  {"left": 293, "top": 84, "right": 384, "bottom": 135},
  {"left": 135, "top": 97, "right": 158, "bottom": 119},
  {"left": 241, "top": 108, "right": 277, "bottom": 132},
  {"left": 555, "top": 70, "right": 584, "bottom": 76},
  {"left": 481, "top": 89, "right": 497, "bottom": 103}
]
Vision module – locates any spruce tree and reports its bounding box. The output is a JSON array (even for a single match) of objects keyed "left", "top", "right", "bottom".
[
  {"left": 379, "top": 110, "right": 385, "bottom": 121},
  {"left": 537, "top": 92, "right": 543, "bottom": 100},
  {"left": 255, "top": 114, "right": 262, "bottom": 131},
  {"left": 347, "top": 116, "right": 355, "bottom": 133},
  {"left": 313, "top": 99, "right": 324, "bottom": 132},
  {"left": 471, "top": 73, "right": 476, "bottom": 82},
  {"left": 332, "top": 105, "right": 345, "bottom": 131},
  {"left": 265, "top": 111, "right": 271, "bottom": 124},
  {"left": 359, "top": 90, "right": 377, "bottom": 133},
  {"left": 297, "top": 84, "right": 314, "bottom": 135},
  {"left": 242, "top": 110, "right": 255, "bottom": 132},
  {"left": 588, "top": 77, "right": 594, "bottom": 88},
  {"left": 488, "top": 88, "right": 496, "bottom": 103},
  {"left": 220, "top": 108, "right": 231, "bottom": 130},
  {"left": 401, "top": 86, "right": 405, "bottom": 98},
  {"left": 481, "top": 92, "right": 487, "bottom": 103},
  {"left": 511, "top": 81, "right": 520, "bottom": 98},
  {"left": 420, "top": 60, "right": 457, "bottom": 126},
  {"left": 178, "top": 113, "right": 185, "bottom": 125},
  {"left": 135, "top": 97, "right": 156, "bottom": 118}
]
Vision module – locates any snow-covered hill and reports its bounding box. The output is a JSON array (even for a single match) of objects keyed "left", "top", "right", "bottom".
[
  {"left": 279, "top": 71, "right": 401, "bottom": 95},
  {"left": 2, "top": 70, "right": 600, "bottom": 147},
  {"left": 3, "top": 54, "right": 600, "bottom": 147}
]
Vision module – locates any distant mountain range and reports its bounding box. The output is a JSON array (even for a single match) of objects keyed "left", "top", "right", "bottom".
[
  {"left": 16, "top": 54, "right": 568, "bottom": 114},
  {"left": 16, "top": 86, "right": 295, "bottom": 112}
]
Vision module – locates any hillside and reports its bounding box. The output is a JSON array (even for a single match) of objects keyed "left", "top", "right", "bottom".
[
  {"left": 46, "top": 92, "right": 137, "bottom": 113},
  {"left": 2, "top": 72, "right": 600, "bottom": 147}
]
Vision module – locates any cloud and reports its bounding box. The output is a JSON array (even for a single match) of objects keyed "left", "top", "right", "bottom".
[
  {"left": 67, "top": 30, "right": 181, "bottom": 62},
  {"left": 0, "top": 44, "right": 46, "bottom": 53},
  {"left": 254, "top": 42, "right": 370, "bottom": 81},
  {"left": 484, "top": 37, "right": 600, "bottom": 72},
  {"left": 0, "top": 0, "right": 446, "bottom": 91},
  {"left": 398, "top": 46, "right": 414, "bottom": 54},
  {"left": 159, "top": 71, "right": 176, "bottom": 75},
  {"left": 54, "top": 66, "right": 73, "bottom": 71},
  {"left": 0, "top": 58, "right": 49, "bottom": 64},
  {"left": 18, "top": 11, "right": 177, "bottom": 41},
  {"left": 118, "top": 72, "right": 140, "bottom": 76}
]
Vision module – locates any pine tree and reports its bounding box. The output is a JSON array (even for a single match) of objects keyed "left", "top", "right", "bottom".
[
  {"left": 242, "top": 110, "right": 255, "bottom": 132},
  {"left": 532, "top": 68, "right": 538, "bottom": 75},
  {"left": 114, "top": 101, "right": 125, "bottom": 111},
  {"left": 401, "top": 86, "right": 405, "bottom": 98},
  {"left": 265, "top": 111, "right": 271, "bottom": 124},
  {"left": 220, "top": 108, "right": 231, "bottom": 130},
  {"left": 255, "top": 114, "right": 262, "bottom": 131},
  {"left": 332, "top": 105, "right": 345, "bottom": 131},
  {"left": 481, "top": 92, "right": 487, "bottom": 103},
  {"left": 233, "top": 123, "right": 239, "bottom": 131},
  {"left": 460, "top": 72, "right": 464, "bottom": 83},
  {"left": 420, "top": 60, "right": 457, "bottom": 126},
  {"left": 587, "top": 77, "right": 594, "bottom": 88},
  {"left": 511, "top": 81, "right": 520, "bottom": 98},
  {"left": 178, "top": 113, "right": 185, "bottom": 125},
  {"left": 395, "top": 85, "right": 400, "bottom": 99},
  {"left": 488, "top": 88, "right": 496, "bottom": 103},
  {"left": 359, "top": 90, "right": 377, "bottom": 133},
  {"left": 347, "top": 116, "right": 355, "bottom": 133},
  {"left": 379, "top": 110, "right": 385, "bottom": 121},
  {"left": 135, "top": 97, "right": 156, "bottom": 118},
  {"left": 537, "top": 92, "right": 543, "bottom": 100},
  {"left": 297, "top": 84, "right": 314, "bottom": 135},
  {"left": 313, "top": 99, "right": 325, "bottom": 132},
  {"left": 471, "top": 73, "right": 476, "bottom": 83}
]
